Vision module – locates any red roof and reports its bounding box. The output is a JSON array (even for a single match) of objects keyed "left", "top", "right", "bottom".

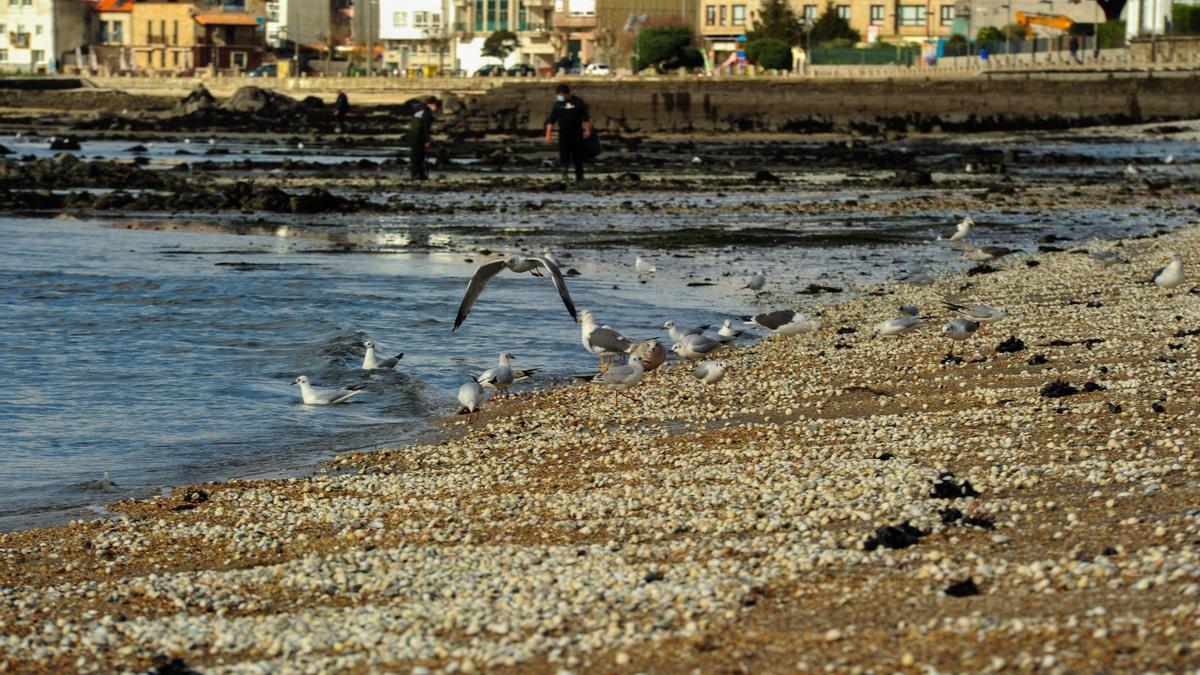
[
  {"left": 93, "top": 0, "right": 132, "bottom": 12},
  {"left": 194, "top": 13, "right": 261, "bottom": 26}
]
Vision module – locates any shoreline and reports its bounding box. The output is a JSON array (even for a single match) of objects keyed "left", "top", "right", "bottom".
[{"left": 2, "top": 219, "right": 1198, "bottom": 672}]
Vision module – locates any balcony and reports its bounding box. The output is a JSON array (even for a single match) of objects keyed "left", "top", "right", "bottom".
[
  {"left": 552, "top": 13, "right": 596, "bottom": 29},
  {"left": 9, "top": 32, "right": 31, "bottom": 48},
  {"left": 519, "top": 22, "right": 548, "bottom": 34}
]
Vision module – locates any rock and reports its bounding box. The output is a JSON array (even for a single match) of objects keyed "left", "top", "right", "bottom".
[
  {"left": 1040, "top": 379, "right": 1079, "bottom": 398},
  {"left": 864, "top": 521, "right": 927, "bottom": 551},
  {"left": 891, "top": 169, "right": 932, "bottom": 187},
  {"left": 49, "top": 136, "right": 82, "bottom": 151},
  {"left": 930, "top": 472, "right": 979, "bottom": 499},
  {"left": 798, "top": 283, "right": 843, "bottom": 295},
  {"left": 963, "top": 514, "right": 995, "bottom": 529},
  {"left": 0, "top": 144, "right": 11, "bottom": 155},
  {"left": 1106, "top": 402, "right": 1122, "bottom": 413},
  {"left": 995, "top": 336, "right": 1025, "bottom": 353},
  {"left": 1151, "top": 402, "right": 1166, "bottom": 413},
  {"left": 221, "top": 86, "right": 300, "bottom": 115},
  {"left": 753, "top": 169, "right": 780, "bottom": 183},
  {"left": 1027, "top": 353, "right": 1048, "bottom": 365},
  {"left": 176, "top": 84, "right": 216, "bottom": 115},
  {"left": 944, "top": 578, "right": 980, "bottom": 597},
  {"left": 966, "top": 264, "right": 997, "bottom": 276},
  {"left": 644, "top": 570, "right": 665, "bottom": 583},
  {"left": 1081, "top": 381, "right": 1105, "bottom": 392}
]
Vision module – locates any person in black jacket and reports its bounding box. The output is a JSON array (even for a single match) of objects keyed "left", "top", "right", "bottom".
[
  {"left": 408, "top": 96, "right": 440, "bottom": 181},
  {"left": 544, "top": 84, "right": 591, "bottom": 182},
  {"left": 333, "top": 90, "right": 349, "bottom": 131}
]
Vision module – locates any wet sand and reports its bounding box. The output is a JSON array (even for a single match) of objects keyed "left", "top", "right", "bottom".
[{"left": 2, "top": 217, "right": 1198, "bottom": 672}]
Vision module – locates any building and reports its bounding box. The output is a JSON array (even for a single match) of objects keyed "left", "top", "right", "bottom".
[
  {"left": 91, "top": 0, "right": 132, "bottom": 72},
  {"left": 378, "top": 0, "right": 454, "bottom": 74},
  {"left": 124, "top": 0, "right": 267, "bottom": 74},
  {"left": 553, "top": 0, "right": 693, "bottom": 67},
  {"left": 0, "top": 0, "right": 91, "bottom": 73},
  {"left": 453, "top": 0, "right": 557, "bottom": 73},
  {"left": 265, "top": 0, "right": 334, "bottom": 49}
]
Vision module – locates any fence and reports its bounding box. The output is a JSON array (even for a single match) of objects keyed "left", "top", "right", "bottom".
[{"left": 809, "top": 45, "right": 919, "bottom": 66}]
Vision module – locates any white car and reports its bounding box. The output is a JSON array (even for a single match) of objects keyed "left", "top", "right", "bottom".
[{"left": 584, "top": 63, "right": 612, "bottom": 76}]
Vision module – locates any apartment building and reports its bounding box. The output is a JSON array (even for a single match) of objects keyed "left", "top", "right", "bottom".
[
  {"left": 553, "top": 0, "right": 694, "bottom": 66},
  {"left": 0, "top": 0, "right": 90, "bottom": 72},
  {"left": 453, "top": 0, "right": 556, "bottom": 72},
  {"left": 378, "top": 0, "right": 454, "bottom": 73}
]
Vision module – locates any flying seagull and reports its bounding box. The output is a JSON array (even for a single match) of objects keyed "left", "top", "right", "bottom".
[
  {"left": 292, "top": 376, "right": 365, "bottom": 405},
  {"left": 453, "top": 255, "right": 576, "bottom": 331}
]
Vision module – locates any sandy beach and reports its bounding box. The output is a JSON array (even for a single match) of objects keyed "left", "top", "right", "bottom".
[{"left": 2, "top": 214, "right": 1198, "bottom": 672}]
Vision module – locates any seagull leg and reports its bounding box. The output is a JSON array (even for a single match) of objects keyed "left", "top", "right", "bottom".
[{"left": 620, "top": 391, "right": 640, "bottom": 403}]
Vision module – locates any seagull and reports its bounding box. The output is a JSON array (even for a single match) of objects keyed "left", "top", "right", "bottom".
[
  {"left": 691, "top": 156, "right": 703, "bottom": 164},
  {"left": 541, "top": 247, "right": 561, "bottom": 269},
  {"left": 941, "top": 216, "right": 974, "bottom": 250},
  {"left": 899, "top": 304, "right": 921, "bottom": 317},
  {"left": 587, "top": 358, "right": 649, "bottom": 404},
  {"left": 1125, "top": 163, "right": 1139, "bottom": 177},
  {"left": 1164, "top": 154, "right": 1175, "bottom": 165},
  {"left": 457, "top": 380, "right": 485, "bottom": 421},
  {"left": 635, "top": 256, "right": 657, "bottom": 277},
  {"left": 874, "top": 315, "right": 930, "bottom": 336},
  {"left": 940, "top": 319, "right": 980, "bottom": 359},
  {"left": 944, "top": 301, "right": 1006, "bottom": 327},
  {"left": 362, "top": 340, "right": 403, "bottom": 370},
  {"left": 453, "top": 255, "right": 576, "bottom": 331},
  {"left": 897, "top": 267, "right": 935, "bottom": 286},
  {"left": 1089, "top": 250, "right": 1124, "bottom": 266},
  {"left": 964, "top": 246, "right": 1017, "bottom": 262},
  {"left": 744, "top": 272, "right": 767, "bottom": 293},
  {"left": 1153, "top": 252, "right": 1185, "bottom": 289},
  {"left": 663, "top": 320, "right": 710, "bottom": 343},
  {"left": 292, "top": 376, "right": 365, "bottom": 405},
  {"left": 580, "top": 310, "right": 633, "bottom": 372},
  {"left": 691, "top": 360, "right": 728, "bottom": 385},
  {"left": 630, "top": 339, "right": 667, "bottom": 372},
  {"left": 741, "top": 310, "right": 822, "bottom": 336},
  {"left": 481, "top": 367, "right": 538, "bottom": 393},
  {"left": 477, "top": 352, "right": 516, "bottom": 400},
  {"left": 718, "top": 319, "right": 745, "bottom": 340},
  {"left": 671, "top": 334, "right": 728, "bottom": 361}
]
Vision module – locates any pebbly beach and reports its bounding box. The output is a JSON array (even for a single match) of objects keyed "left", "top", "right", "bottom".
[{"left": 2, "top": 217, "right": 1199, "bottom": 673}]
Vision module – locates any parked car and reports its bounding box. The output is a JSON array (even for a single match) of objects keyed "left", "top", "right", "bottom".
[
  {"left": 474, "top": 64, "right": 506, "bottom": 77},
  {"left": 507, "top": 63, "right": 537, "bottom": 76},
  {"left": 246, "top": 63, "right": 277, "bottom": 78},
  {"left": 584, "top": 63, "right": 612, "bottom": 76}
]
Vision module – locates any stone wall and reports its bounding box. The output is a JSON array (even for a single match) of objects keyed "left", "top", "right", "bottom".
[
  {"left": 1129, "top": 37, "right": 1200, "bottom": 65},
  {"left": 460, "top": 73, "right": 1200, "bottom": 135}
]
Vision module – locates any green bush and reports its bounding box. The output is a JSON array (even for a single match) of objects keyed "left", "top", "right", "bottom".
[
  {"left": 1097, "top": 20, "right": 1125, "bottom": 48},
  {"left": 976, "top": 26, "right": 1004, "bottom": 42},
  {"left": 1173, "top": 4, "right": 1200, "bottom": 33},
  {"left": 745, "top": 38, "right": 793, "bottom": 69},
  {"left": 636, "top": 25, "right": 697, "bottom": 72},
  {"left": 810, "top": 2, "right": 861, "bottom": 44}
]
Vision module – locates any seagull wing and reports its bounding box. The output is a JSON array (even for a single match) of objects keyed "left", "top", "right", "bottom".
[
  {"left": 597, "top": 364, "right": 636, "bottom": 385},
  {"left": 529, "top": 257, "right": 578, "bottom": 322},
  {"left": 329, "top": 383, "right": 367, "bottom": 404},
  {"left": 589, "top": 327, "right": 632, "bottom": 354},
  {"left": 691, "top": 363, "right": 710, "bottom": 380},
  {"left": 453, "top": 259, "right": 509, "bottom": 332}
]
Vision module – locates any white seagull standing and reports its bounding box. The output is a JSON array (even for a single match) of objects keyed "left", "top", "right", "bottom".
[
  {"left": 663, "top": 320, "right": 710, "bottom": 343},
  {"left": 943, "top": 301, "right": 1006, "bottom": 331},
  {"left": 635, "top": 256, "right": 658, "bottom": 277},
  {"left": 940, "top": 319, "right": 980, "bottom": 359},
  {"left": 580, "top": 309, "right": 633, "bottom": 372},
  {"left": 741, "top": 310, "right": 822, "bottom": 336},
  {"left": 942, "top": 216, "right": 974, "bottom": 250},
  {"left": 744, "top": 272, "right": 767, "bottom": 294},
  {"left": 670, "top": 334, "right": 728, "bottom": 361},
  {"left": 1153, "top": 252, "right": 1185, "bottom": 289},
  {"left": 691, "top": 360, "right": 729, "bottom": 385},
  {"left": 1089, "top": 250, "right": 1124, "bottom": 266},
  {"left": 718, "top": 319, "right": 745, "bottom": 340},
  {"left": 292, "top": 376, "right": 365, "bottom": 405},
  {"left": 874, "top": 315, "right": 930, "bottom": 337},
  {"left": 453, "top": 255, "right": 576, "bottom": 331},
  {"left": 362, "top": 340, "right": 403, "bottom": 370},
  {"left": 457, "top": 380, "right": 485, "bottom": 421},
  {"left": 589, "top": 358, "right": 650, "bottom": 404},
  {"left": 477, "top": 351, "right": 517, "bottom": 400}
]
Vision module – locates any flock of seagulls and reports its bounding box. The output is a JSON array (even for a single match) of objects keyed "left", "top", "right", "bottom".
[{"left": 291, "top": 217, "right": 1189, "bottom": 416}]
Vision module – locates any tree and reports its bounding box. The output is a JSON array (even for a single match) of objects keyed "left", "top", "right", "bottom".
[
  {"left": 594, "top": 26, "right": 619, "bottom": 66},
  {"left": 745, "top": 39, "right": 792, "bottom": 69},
  {"left": 423, "top": 26, "right": 455, "bottom": 74},
  {"left": 635, "top": 25, "right": 702, "bottom": 71},
  {"left": 809, "top": 2, "right": 861, "bottom": 45},
  {"left": 482, "top": 30, "right": 520, "bottom": 62},
  {"left": 748, "top": 0, "right": 806, "bottom": 45}
]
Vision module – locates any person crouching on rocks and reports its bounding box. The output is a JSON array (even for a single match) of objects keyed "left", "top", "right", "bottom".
[
  {"left": 334, "top": 90, "right": 349, "bottom": 132},
  {"left": 544, "top": 84, "right": 591, "bottom": 182},
  {"left": 408, "top": 96, "right": 440, "bottom": 181}
]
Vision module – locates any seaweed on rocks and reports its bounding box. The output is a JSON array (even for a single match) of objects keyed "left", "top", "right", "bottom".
[
  {"left": 931, "top": 472, "right": 979, "bottom": 499},
  {"left": 864, "top": 521, "right": 928, "bottom": 551},
  {"left": 944, "top": 579, "right": 981, "bottom": 597},
  {"left": 995, "top": 336, "right": 1026, "bottom": 353},
  {"left": 1041, "top": 380, "right": 1080, "bottom": 398}
]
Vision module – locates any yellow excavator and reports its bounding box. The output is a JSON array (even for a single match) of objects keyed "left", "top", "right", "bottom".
[{"left": 1014, "top": 11, "right": 1075, "bottom": 38}]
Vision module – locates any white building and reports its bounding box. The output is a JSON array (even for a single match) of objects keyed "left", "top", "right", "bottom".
[
  {"left": 0, "top": 0, "right": 90, "bottom": 73},
  {"left": 378, "top": 0, "right": 454, "bottom": 73},
  {"left": 455, "top": 0, "right": 556, "bottom": 74}
]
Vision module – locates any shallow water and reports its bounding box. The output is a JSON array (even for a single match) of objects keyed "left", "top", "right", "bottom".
[{"left": 2, "top": 129, "right": 1197, "bottom": 530}]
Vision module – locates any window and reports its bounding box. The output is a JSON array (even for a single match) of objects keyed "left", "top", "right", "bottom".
[
  {"left": 803, "top": 4, "right": 817, "bottom": 22},
  {"left": 940, "top": 5, "right": 954, "bottom": 24},
  {"left": 231, "top": 51, "right": 246, "bottom": 68},
  {"left": 870, "top": 4, "right": 884, "bottom": 23},
  {"left": 0, "top": 49, "right": 7, "bottom": 61},
  {"left": 113, "top": 21, "right": 123, "bottom": 43},
  {"left": 413, "top": 11, "right": 428, "bottom": 27},
  {"left": 159, "top": 20, "right": 166, "bottom": 40},
  {"left": 705, "top": 5, "right": 715, "bottom": 25},
  {"left": 6, "top": 0, "right": 14, "bottom": 7},
  {"left": 430, "top": 12, "right": 440, "bottom": 26},
  {"left": 172, "top": 51, "right": 178, "bottom": 65},
  {"left": 898, "top": 5, "right": 926, "bottom": 25},
  {"left": 22, "top": 0, "right": 31, "bottom": 5},
  {"left": 0, "top": 22, "right": 5, "bottom": 33},
  {"left": 732, "top": 4, "right": 746, "bottom": 24},
  {"left": 32, "top": 49, "right": 44, "bottom": 61},
  {"left": 836, "top": 5, "right": 849, "bottom": 19},
  {"left": 718, "top": 5, "right": 726, "bottom": 24},
  {"left": 393, "top": 12, "right": 407, "bottom": 27},
  {"left": 35, "top": 24, "right": 43, "bottom": 35},
  {"left": 172, "top": 20, "right": 178, "bottom": 44},
  {"left": 146, "top": 20, "right": 152, "bottom": 38},
  {"left": 100, "top": 20, "right": 110, "bottom": 42}
]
